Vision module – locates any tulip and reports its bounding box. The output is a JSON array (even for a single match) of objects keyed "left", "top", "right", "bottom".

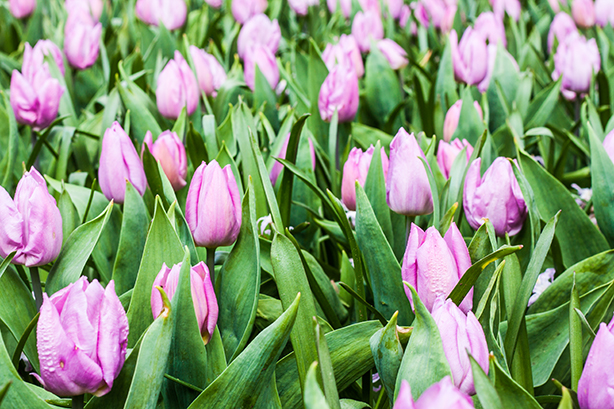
[
  {"left": 342, "top": 146, "right": 390, "bottom": 211},
  {"left": 243, "top": 46, "right": 280, "bottom": 91},
  {"left": 36, "top": 277, "right": 128, "bottom": 397},
  {"left": 186, "top": 160, "right": 242, "bottom": 248},
  {"left": 432, "top": 297, "right": 489, "bottom": 395},
  {"left": 386, "top": 129, "right": 433, "bottom": 216},
  {"left": 135, "top": 0, "right": 187, "bottom": 30},
  {"left": 572, "top": 0, "right": 596, "bottom": 27},
  {"left": 384, "top": 0, "right": 404, "bottom": 19},
  {"left": 603, "top": 129, "right": 614, "bottom": 163},
  {"left": 25, "top": 40, "right": 65, "bottom": 77},
  {"left": 65, "top": 0, "right": 103, "bottom": 21},
  {"left": 450, "top": 28, "right": 489, "bottom": 86},
  {"left": 237, "top": 14, "right": 281, "bottom": 60},
  {"left": 473, "top": 12, "right": 506, "bottom": 47},
  {"left": 64, "top": 9, "right": 102, "bottom": 70},
  {"left": 189, "top": 46, "right": 226, "bottom": 97},
  {"left": 421, "top": 0, "right": 456, "bottom": 32},
  {"left": 399, "top": 5, "right": 411, "bottom": 29},
  {"left": 402, "top": 223, "right": 473, "bottom": 313},
  {"left": 377, "top": 39, "right": 408, "bottom": 70},
  {"left": 98, "top": 121, "right": 147, "bottom": 204},
  {"left": 318, "top": 64, "right": 359, "bottom": 123},
  {"left": 143, "top": 130, "right": 187, "bottom": 191},
  {"left": 156, "top": 51, "right": 199, "bottom": 119},
  {"left": 322, "top": 34, "right": 364, "bottom": 78},
  {"left": 489, "top": 0, "right": 521, "bottom": 21},
  {"left": 393, "top": 378, "right": 475, "bottom": 409},
  {"left": 10, "top": 49, "right": 64, "bottom": 130},
  {"left": 548, "top": 12, "right": 577, "bottom": 53},
  {"left": 351, "top": 11, "right": 384, "bottom": 52},
  {"left": 437, "top": 139, "right": 474, "bottom": 179},
  {"left": 477, "top": 44, "right": 519, "bottom": 93},
  {"left": 596, "top": 0, "right": 614, "bottom": 26},
  {"left": 327, "top": 0, "right": 352, "bottom": 18},
  {"left": 0, "top": 167, "right": 62, "bottom": 267},
  {"left": 205, "top": 0, "right": 222, "bottom": 7},
  {"left": 443, "top": 100, "right": 483, "bottom": 142},
  {"left": 577, "top": 316, "right": 614, "bottom": 409},
  {"left": 270, "top": 133, "right": 316, "bottom": 187},
  {"left": 414, "top": 2, "right": 431, "bottom": 28},
  {"left": 151, "top": 261, "right": 218, "bottom": 342},
  {"left": 463, "top": 157, "right": 527, "bottom": 237},
  {"left": 9, "top": 0, "right": 36, "bottom": 18},
  {"left": 232, "top": 0, "right": 268, "bottom": 24},
  {"left": 549, "top": 0, "right": 568, "bottom": 12},
  {"left": 552, "top": 32, "right": 600, "bottom": 100},
  {"left": 289, "top": 0, "right": 319, "bottom": 15}
]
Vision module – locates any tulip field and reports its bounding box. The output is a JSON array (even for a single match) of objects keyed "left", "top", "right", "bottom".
[{"left": 4, "top": 0, "right": 614, "bottom": 407}]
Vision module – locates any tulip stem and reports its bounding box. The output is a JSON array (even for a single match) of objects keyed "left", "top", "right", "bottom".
[
  {"left": 72, "top": 394, "right": 84, "bottom": 409},
  {"left": 207, "top": 248, "right": 216, "bottom": 289},
  {"left": 30, "top": 267, "right": 43, "bottom": 310}
]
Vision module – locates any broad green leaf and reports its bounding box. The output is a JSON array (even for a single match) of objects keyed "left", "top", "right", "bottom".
[
  {"left": 524, "top": 77, "right": 562, "bottom": 129},
  {"left": 117, "top": 68, "right": 162, "bottom": 143},
  {"left": 451, "top": 88, "right": 485, "bottom": 146},
  {"left": 557, "top": 387, "right": 574, "bottom": 409},
  {"left": 470, "top": 356, "right": 504, "bottom": 409},
  {"left": 570, "top": 278, "right": 582, "bottom": 390},
  {"left": 487, "top": 44, "right": 521, "bottom": 132},
  {"left": 491, "top": 356, "right": 542, "bottom": 408},
  {"left": 304, "top": 363, "right": 330, "bottom": 409},
  {"left": 314, "top": 319, "right": 340, "bottom": 409},
  {"left": 254, "top": 65, "right": 279, "bottom": 130},
  {"left": 365, "top": 45, "right": 403, "bottom": 128},
  {"left": 57, "top": 188, "right": 81, "bottom": 245},
  {"left": 588, "top": 123, "right": 614, "bottom": 247},
  {"left": 0, "top": 92, "right": 18, "bottom": 191},
  {"left": 434, "top": 41, "right": 458, "bottom": 114},
  {"left": 370, "top": 311, "right": 404, "bottom": 403}
]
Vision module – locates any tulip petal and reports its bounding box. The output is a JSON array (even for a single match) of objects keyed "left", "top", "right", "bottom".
[{"left": 0, "top": 186, "right": 24, "bottom": 260}]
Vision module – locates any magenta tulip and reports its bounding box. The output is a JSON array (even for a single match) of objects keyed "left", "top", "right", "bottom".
[
  {"left": 0, "top": 167, "right": 62, "bottom": 267},
  {"left": 186, "top": 160, "right": 242, "bottom": 248},
  {"left": 64, "top": 9, "right": 102, "bottom": 70},
  {"left": 548, "top": 13, "right": 577, "bottom": 53},
  {"left": 65, "top": 0, "right": 103, "bottom": 20},
  {"left": 151, "top": 261, "right": 218, "bottom": 342},
  {"left": 322, "top": 34, "right": 364, "bottom": 78},
  {"left": 232, "top": 0, "right": 267, "bottom": 24},
  {"left": 243, "top": 46, "right": 280, "bottom": 91},
  {"left": 577, "top": 316, "right": 614, "bottom": 409},
  {"left": 450, "top": 28, "right": 489, "bottom": 86},
  {"left": 135, "top": 0, "right": 187, "bottom": 30},
  {"left": 572, "top": 0, "right": 596, "bottom": 27},
  {"left": 443, "top": 100, "right": 483, "bottom": 142},
  {"left": 464, "top": 157, "right": 527, "bottom": 237},
  {"left": 36, "top": 277, "right": 128, "bottom": 397},
  {"left": 386, "top": 128, "right": 433, "bottom": 216},
  {"left": 98, "top": 121, "right": 147, "bottom": 204},
  {"left": 437, "top": 139, "right": 474, "bottom": 179},
  {"left": 393, "top": 378, "right": 475, "bottom": 409},
  {"left": 327, "top": 0, "right": 352, "bottom": 17},
  {"left": 342, "top": 146, "right": 390, "bottom": 211},
  {"left": 432, "top": 297, "right": 489, "bottom": 395},
  {"left": 377, "top": 39, "right": 408, "bottom": 70},
  {"left": 189, "top": 46, "right": 226, "bottom": 97},
  {"left": 318, "top": 64, "right": 359, "bottom": 123},
  {"left": 596, "top": 0, "right": 614, "bottom": 27},
  {"left": 156, "top": 51, "right": 199, "bottom": 119},
  {"left": 9, "top": 0, "right": 36, "bottom": 18},
  {"left": 143, "top": 130, "right": 187, "bottom": 191},
  {"left": 473, "top": 12, "right": 506, "bottom": 47},
  {"left": 489, "top": 0, "right": 521, "bottom": 21},
  {"left": 351, "top": 11, "right": 384, "bottom": 52},
  {"left": 553, "top": 32, "right": 601, "bottom": 100},
  {"left": 270, "top": 133, "right": 316, "bottom": 187},
  {"left": 402, "top": 223, "right": 473, "bottom": 313},
  {"left": 237, "top": 14, "right": 281, "bottom": 60}
]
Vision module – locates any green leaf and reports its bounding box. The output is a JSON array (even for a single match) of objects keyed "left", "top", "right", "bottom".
[
  {"left": 254, "top": 65, "right": 280, "bottom": 130},
  {"left": 370, "top": 311, "right": 404, "bottom": 403},
  {"left": 0, "top": 381, "right": 11, "bottom": 407},
  {"left": 395, "top": 284, "right": 452, "bottom": 400},
  {"left": 314, "top": 319, "right": 340, "bottom": 409},
  {"left": 365, "top": 45, "right": 403, "bottom": 127},
  {"left": 57, "top": 188, "right": 81, "bottom": 245},
  {"left": 451, "top": 88, "right": 485, "bottom": 146},
  {"left": 470, "top": 356, "right": 505, "bottom": 409},
  {"left": 202, "top": 115, "right": 218, "bottom": 161},
  {"left": 487, "top": 44, "right": 521, "bottom": 132},
  {"left": 491, "top": 356, "right": 542, "bottom": 408},
  {"left": 570, "top": 276, "right": 582, "bottom": 390},
  {"left": 524, "top": 77, "right": 562, "bottom": 129},
  {"left": 434, "top": 41, "right": 458, "bottom": 114},
  {"left": 187, "top": 294, "right": 301, "bottom": 408},
  {"left": 0, "top": 92, "right": 18, "bottom": 191},
  {"left": 304, "top": 363, "right": 331, "bottom": 409},
  {"left": 46, "top": 202, "right": 114, "bottom": 294},
  {"left": 557, "top": 387, "right": 574, "bottom": 409},
  {"left": 588, "top": 123, "right": 614, "bottom": 247}
]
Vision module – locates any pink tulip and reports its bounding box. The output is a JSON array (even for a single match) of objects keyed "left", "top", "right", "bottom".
[
  {"left": 443, "top": 100, "right": 483, "bottom": 142},
  {"left": 603, "top": 129, "right": 614, "bottom": 163},
  {"left": 135, "top": 0, "right": 187, "bottom": 30},
  {"left": 25, "top": 40, "right": 65, "bottom": 76},
  {"left": 9, "top": 0, "right": 36, "bottom": 18},
  {"left": 549, "top": 0, "right": 568, "bottom": 12},
  {"left": 358, "top": 0, "right": 380, "bottom": 13},
  {"left": 36, "top": 278, "right": 128, "bottom": 397},
  {"left": 552, "top": 32, "right": 600, "bottom": 100},
  {"left": 64, "top": 9, "right": 102, "bottom": 70},
  {"left": 156, "top": 51, "right": 199, "bottom": 119},
  {"left": 98, "top": 122, "right": 147, "bottom": 204},
  {"left": 596, "top": 0, "right": 614, "bottom": 26},
  {"left": 237, "top": 14, "right": 281, "bottom": 60},
  {"left": 450, "top": 28, "right": 489, "bottom": 86},
  {"left": 489, "top": 0, "right": 521, "bottom": 21},
  {"left": 289, "top": 0, "right": 319, "bottom": 15},
  {"left": 342, "top": 146, "right": 389, "bottom": 210},
  {"left": 189, "top": 46, "right": 226, "bottom": 97},
  {"left": 205, "top": 0, "right": 222, "bottom": 7},
  {"left": 548, "top": 12, "right": 577, "bottom": 53},
  {"left": 572, "top": 0, "right": 596, "bottom": 27},
  {"left": 322, "top": 34, "right": 364, "bottom": 78},
  {"left": 151, "top": 261, "right": 218, "bottom": 342},
  {"left": 377, "top": 39, "right": 408, "bottom": 70},
  {"left": 352, "top": 11, "right": 384, "bottom": 52},
  {"left": 243, "top": 46, "right": 280, "bottom": 91},
  {"left": 420, "top": 0, "right": 457, "bottom": 32},
  {"left": 437, "top": 139, "right": 474, "bottom": 179},
  {"left": 318, "top": 64, "right": 359, "bottom": 123},
  {"left": 232, "top": 0, "right": 268, "bottom": 24},
  {"left": 186, "top": 160, "right": 242, "bottom": 248},
  {"left": 327, "top": 0, "right": 352, "bottom": 18},
  {"left": 143, "top": 130, "right": 187, "bottom": 191},
  {"left": 393, "top": 378, "right": 475, "bottom": 409},
  {"left": 65, "top": 0, "right": 103, "bottom": 21},
  {"left": 399, "top": 5, "right": 412, "bottom": 29},
  {"left": 385, "top": 0, "right": 404, "bottom": 19},
  {"left": 473, "top": 12, "right": 506, "bottom": 47},
  {"left": 0, "top": 167, "right": 62, "bottom": 267},
  {"left": 402, "top": 223, "right": 473, "bottom": 313},
  {"left": 270, "top": 133, "right": 316, "bottom": 187}
]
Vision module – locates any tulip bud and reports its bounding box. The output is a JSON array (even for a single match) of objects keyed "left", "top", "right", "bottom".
[
  {"left": 489, "top": 0, "right": 521, "bottom": 21},
  {"left": 552, "top": 32, "right": 600, "bottom": 100},
  {"left": 578, "top": 316, "right": 614, "bottom": 409},
  {"left": 572, "top": 0, "right": 596, "bottom": 27},
  {"left": 437, "top": 139, "right": 474, "bottom": 179},
  {"left": 464, "top": 157, "right": 527, "bottom": 237},
  {"left": 65, "top": 0, "right": 103, "bottom": 21},
  {"left": 548, "top": 13, "right": 577, "bottom": 53},
  {"left": 450, "top": 28, "right": 489, "bottom": 86},
  {"left": 135, "top": 0, "right": 187, "bottom": 30},
  {"left": 24, "top": 40, "right": 65, "bottom": 77},
  {"left": 386, "top": 128, "right": 433, "bottom": 216},
  {"left": 98, "top": 122, "right": 147, "bottom": 204},
  {"left": 318, "top": 64, "right": 359, "bottom": 123},
  {"left": 151, "top": 261, "right": 218, "bottom": 342},
  {"left": 205, "top": 0, "right": 222, "bottom": 7},
  {"left": 351, "top": 11, "right": 384, "bottom": 52},
  {"left": 156, "top": 51, "right": 199, "bottom": 119},
  {"left": 402, "top": 223, "right": 473, "bottom": 313},
  {"left": 473, "top": 12, "right": 507, "bottom": 47},
  {"left": 414, "top": 2, "right": 430, "bottom": 28},
  {"left": 393, "top": 378, "right": 475, "bottom": 408},
  {"left": 186, "top": 160, "right": 242, "bottom": 248},
  {"left": 9, "top": 0, "right": 36, "bottom": 18},
  {"left": 432, "top": 297, "right": 489, "bottom": 395},
  {"left": 10, "top": 47, "right": 64, "bottom": 130},
  {"left": 64, "top": 9, "right": 102, "bottom": 70},
  {"left": 358, "top": 0, "right": 380, "bottom": 13},
  {"left": 189, "top": 46, "right": 226, "bottom": 97},
  {"left": 443, "top": 100, "right": 483, "bottom": 142},
  {"left": 0, "top": 168, "right": 62, "bottom": 267},
  {"left": 342, "top": 146, "right": 389, "bottom": 211},
  {"left": 376, "top": 39, "right": 408, "bottom": 70},
  {"left": 385, "top": 0, "right": 404, "bottom": 19},
  {"left": 143, "top": 130, "right": 187, "bottom": 191},
  {"left": 289, "top": 0, "right": 319, "bottom": 15},
  {"left": 596, "top": 0, "right": 614, "bottom": 27},
  {"left": 549, "top": 0, "right": 568, "bottom": 12},
  {"left": 421, "top": 0, "right": 456, "bottom": 32},
  {"left": 243, "top": 46, "right": 280, "bottom": 91},
  {"left": 322, "top": 34, "right": 364, "bottom": 78},
  {"left": 327, "top": 0, "right": 351, "bottom": 18},
  {"left": 270, "top": 133, "right": 316, "bottom": 187},
  {"left": 232, "top": 0, "right": 268, "bottom": 24},
  {"left": 399, "top": 5, "right": 411, "bottom": 29},
  {"left": 237, "top": 14, "right": 281, "bottom": 60},
  {"left": 36, "top": 277, "right": 128, "bottom": 397}
]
